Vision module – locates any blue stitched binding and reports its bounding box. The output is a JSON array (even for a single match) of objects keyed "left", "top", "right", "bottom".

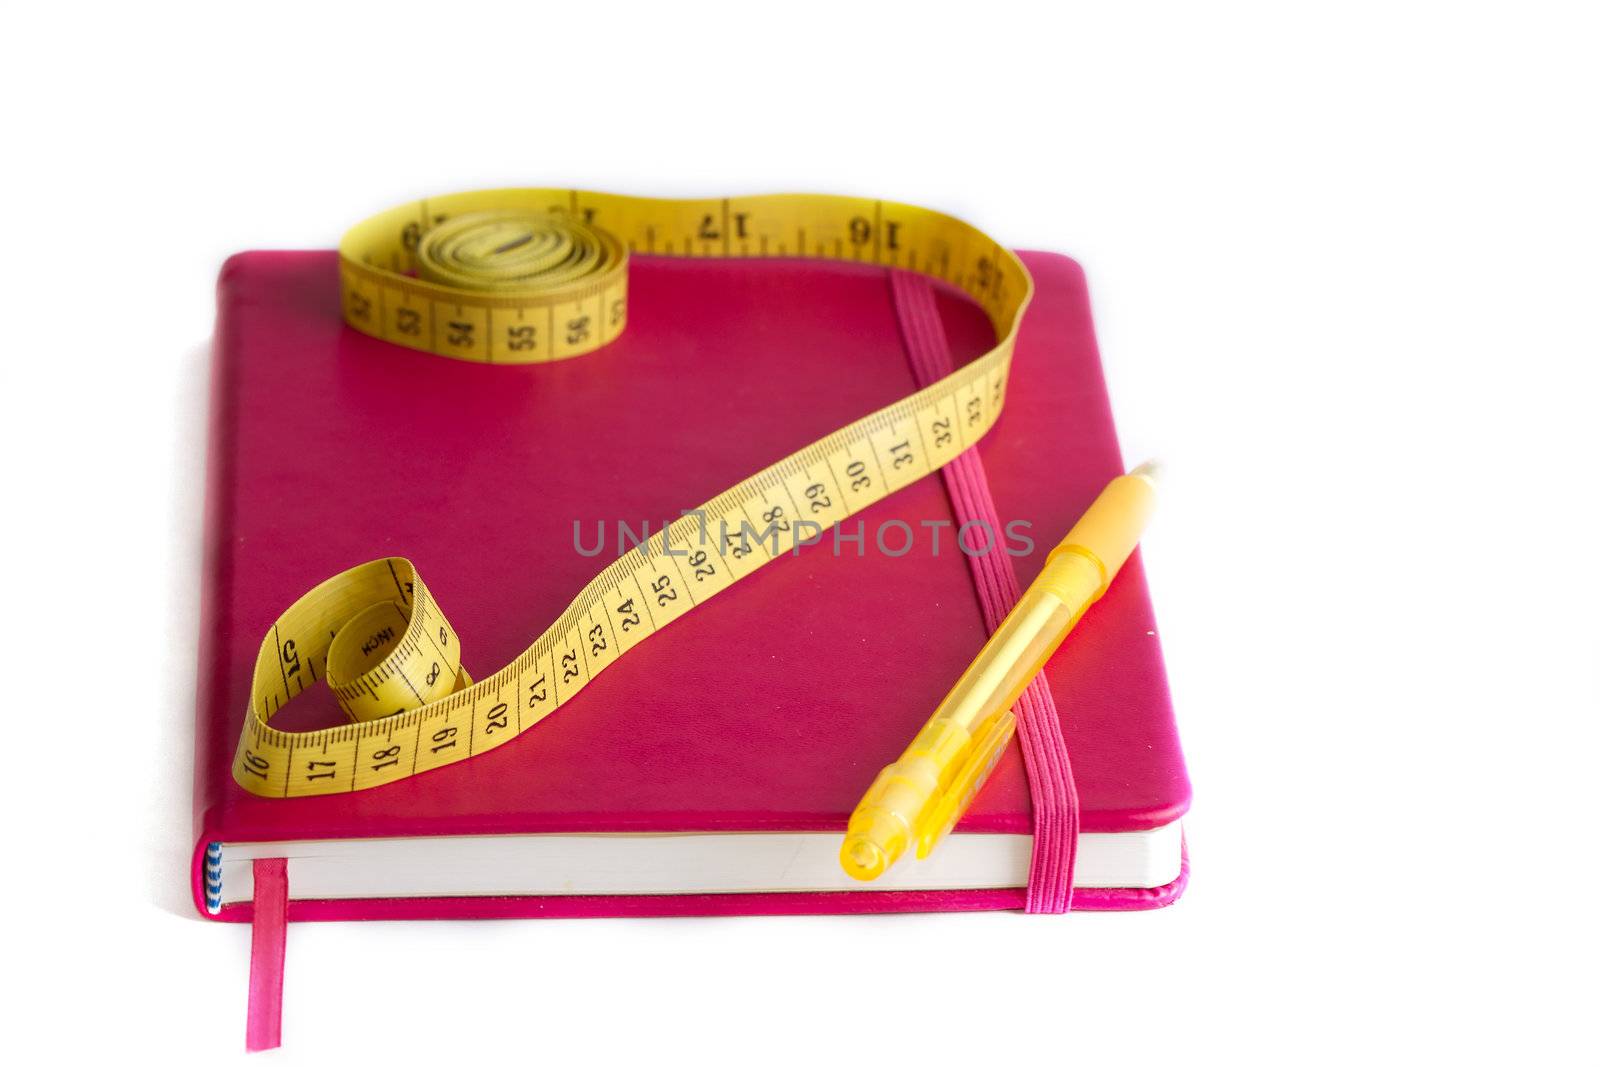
[{"left": 204, "top": 842, "right": 223, "bottom": 914}]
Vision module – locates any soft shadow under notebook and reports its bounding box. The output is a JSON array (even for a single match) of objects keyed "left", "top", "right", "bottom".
[{"left": 191, "top": 248, "right": 1190, "bottom": 920}]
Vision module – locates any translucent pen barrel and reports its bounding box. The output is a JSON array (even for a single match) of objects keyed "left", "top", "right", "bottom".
[{"left": 840, "top": 464, "right": 1158, "bottom": 881}]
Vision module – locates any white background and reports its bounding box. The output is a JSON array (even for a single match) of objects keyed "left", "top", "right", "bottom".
[{"left": 4, "top": 2, "right": 1596, "bottom": 1062}]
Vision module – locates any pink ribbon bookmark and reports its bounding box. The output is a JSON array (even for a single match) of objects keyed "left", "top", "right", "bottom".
[{"left": 246, "top": 858, "right": 288, "bottom": 1052}]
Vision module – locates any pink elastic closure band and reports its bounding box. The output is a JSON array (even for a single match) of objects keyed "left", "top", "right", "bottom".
[
  {"left": 246, "top": 858, "right": 288, "bottom": 1052},
  {"left": 889, "top": 269, "right": 1079, "bottom": 913}
]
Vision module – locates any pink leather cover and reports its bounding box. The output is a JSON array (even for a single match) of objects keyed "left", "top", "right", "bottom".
[{"left": 191, "top": 249, "right": 1190, "bottom": 919}]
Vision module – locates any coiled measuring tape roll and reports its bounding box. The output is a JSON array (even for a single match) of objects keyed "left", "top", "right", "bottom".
[{"left": 233, "top": 190, "right": 1032, "bottom": 798}]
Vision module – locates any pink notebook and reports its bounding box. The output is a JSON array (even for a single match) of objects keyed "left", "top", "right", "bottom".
[{"left": 191, "top": 248, "right": 1190, "bottom": 923}]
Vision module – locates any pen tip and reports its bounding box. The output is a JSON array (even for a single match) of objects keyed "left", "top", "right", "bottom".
[
  {"left": 1129, "top": 459, "right": 1161, "bottom": 487},
  {"left": 840, "top": 837, "right": 888, "bottom": 881}
]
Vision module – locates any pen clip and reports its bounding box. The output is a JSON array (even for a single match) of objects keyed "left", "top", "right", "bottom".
[{"left": 913, "top": 711, "right": 1017, "bottom": 859}]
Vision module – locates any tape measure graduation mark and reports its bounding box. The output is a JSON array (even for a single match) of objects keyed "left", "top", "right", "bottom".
[{"left": 233, "top": 190, "right": 1032, "bottom": 798}]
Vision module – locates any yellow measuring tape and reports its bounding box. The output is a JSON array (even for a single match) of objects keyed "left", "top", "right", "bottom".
[{"left": 233, "top": 190, "right": 1032, "bottom": 798}]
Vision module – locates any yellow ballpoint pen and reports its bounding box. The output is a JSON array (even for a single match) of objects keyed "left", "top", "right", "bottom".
[{"left": 840, "top": 462, "right": 1160, "bottom": 881}]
